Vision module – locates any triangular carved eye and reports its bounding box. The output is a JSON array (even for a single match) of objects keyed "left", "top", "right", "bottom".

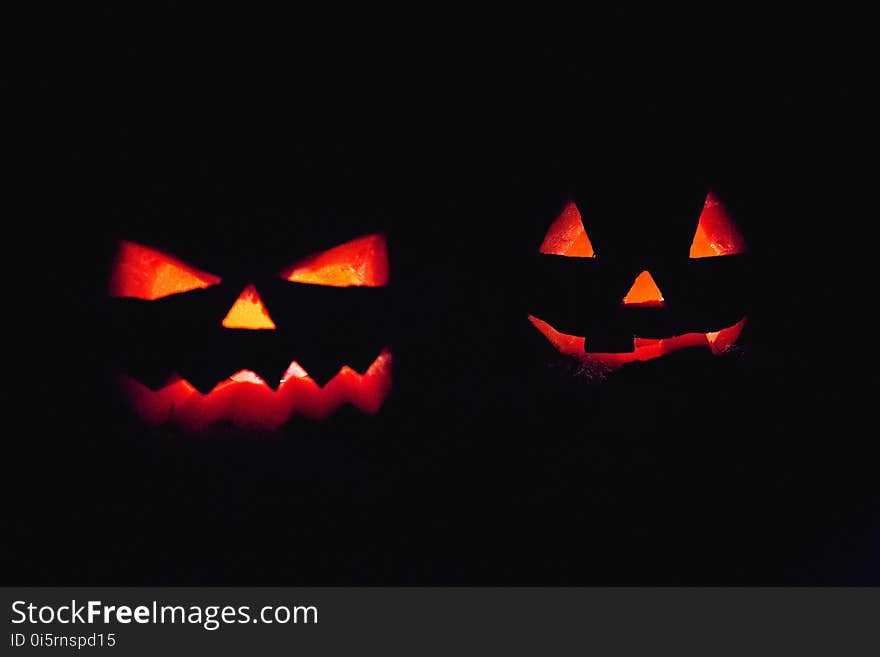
[
  {"left": 539, "top": 201, "right": 596, "bottom": 257},
  {"left": 109, "top": 240, "right": 221, "bottom": 300},
  {"left": 280, "top": 234, "right": 389, "bottom": 287},
  {"left": 690, "top": 191, "right": 747, "bottom": 258}
]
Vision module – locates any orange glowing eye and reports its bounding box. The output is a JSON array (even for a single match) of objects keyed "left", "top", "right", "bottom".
[
  {"left": 539, "top": 201, "right": 596, "bottom": 258},
  {"left": 280, "top": 233, "right": 390, "bottom": 287},
  {"left": 109, "top": 241, "right": 221, "bottom": 300},
  {"left": 689, "top": 191, "right": 747, "bottom": 258}
]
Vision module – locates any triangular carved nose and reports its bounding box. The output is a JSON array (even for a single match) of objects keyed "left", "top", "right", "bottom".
[
  {"left": 221, "top": 284, "right": 276, "bottom": 329},
  {"left": 622, "top": 270, "right": 665, "bottom": 307}
]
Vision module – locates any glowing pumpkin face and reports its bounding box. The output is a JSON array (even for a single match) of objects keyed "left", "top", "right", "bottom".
[
  {"left": 108, "top": 233, "right": 392, "bottom": 431},
  {"left": 529, "top": 190, "right": 748, "bottom": 371}
]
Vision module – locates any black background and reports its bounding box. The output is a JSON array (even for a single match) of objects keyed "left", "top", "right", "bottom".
[{"left": 8, "top": 7, "right": 875, "bottom": 583}]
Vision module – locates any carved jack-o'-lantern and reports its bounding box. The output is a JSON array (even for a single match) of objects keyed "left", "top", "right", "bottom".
[
  {"left": 529, "top": 191, "right": 748, "bottom": 370},
  {"left": 109, "top": 233, "right": 391, "bottom": 431}
]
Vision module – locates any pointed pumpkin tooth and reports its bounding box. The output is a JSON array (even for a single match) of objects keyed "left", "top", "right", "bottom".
[
  {"left": 280, "top": 361, "right": 310, "bottom": 384},
  {"left": 228, "top": 370, "right": 267, "bottom": 385}
]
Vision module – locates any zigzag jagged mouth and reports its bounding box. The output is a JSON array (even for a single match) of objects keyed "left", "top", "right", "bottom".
[{"left": 120, "top": 348, "right": 392, "bottom": 431}]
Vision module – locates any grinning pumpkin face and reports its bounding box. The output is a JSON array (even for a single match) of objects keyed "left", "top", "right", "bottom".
[
  {"left": 528, "top": 190, "right": 748, "bottom": 371},
  {"left": 108, "top": 231, "right": 392, "bottom": 431}
]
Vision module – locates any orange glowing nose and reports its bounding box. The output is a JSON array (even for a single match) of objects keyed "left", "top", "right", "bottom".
[
  {"left": 622, "top": 270, "right": 665, "bottom": 307},
  {"left": 221, "top": 284, "right": 277, "bottom": 329}
]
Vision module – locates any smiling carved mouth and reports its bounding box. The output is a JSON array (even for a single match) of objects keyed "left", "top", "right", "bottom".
[
  {"left": 528, "top": 316, "right": 746, "bottom": 369},
  {"left": 119, "top": 348, "right": 392, "bottom": 431}
]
